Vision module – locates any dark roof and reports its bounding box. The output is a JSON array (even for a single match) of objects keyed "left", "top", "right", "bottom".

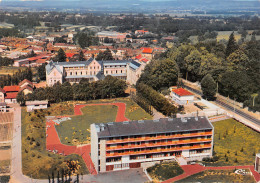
[{"left": 96, "top": 117, "right": 213, "bottom": 138}]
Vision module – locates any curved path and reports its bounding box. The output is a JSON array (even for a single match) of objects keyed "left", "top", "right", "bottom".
[
  {"left": 46, "top": 103, "right": 129, "bottom": 176},
  {"left": 162, "top": 164, "right": 260, "bottom": 183}
]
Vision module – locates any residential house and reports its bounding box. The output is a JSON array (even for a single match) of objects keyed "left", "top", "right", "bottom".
[{"left": 0, "top": 102, "right": 7, "bottom": 112}]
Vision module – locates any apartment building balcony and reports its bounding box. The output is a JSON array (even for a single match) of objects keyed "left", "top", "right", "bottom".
[
  {"left": 106, "top": 144, "right": 212, "bottom": 157},
  {"left": 106, "top": 131, "right": 212, "bottom": 144},
  {"left": 106, "top": 138, "right": 212, "bottom": 151}
]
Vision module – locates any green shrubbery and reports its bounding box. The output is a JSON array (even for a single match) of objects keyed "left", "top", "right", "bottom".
[
  {"left": 137, "top": 83, "right": 177, "bottom": 116},
  {"left": 147, "top": 161, "right": 184, "bottom": 181}
]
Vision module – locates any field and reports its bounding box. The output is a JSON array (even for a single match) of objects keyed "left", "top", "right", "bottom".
[
  {"left": 22, "top": 103, "right": 88, "bottom": 179},
  {"left": 56, "top": 98, "right": 153, "bottom": 145},
  {"left": 176, "top": 169, "right": 255, "bottom": 183},
  {"left": 0, "top": 66, "right": 27, "bottom": 76},
  {"left": 217, "top": 31, "right": 241, "bottom": 42},
  {"left": 147, "top": 161, "right": 184, "bottom": 181},
  {"left": 56, "top": 105, "right": 118, "bottom": 145},
  {"left": 84, "top": 98, "right": 153, "bottom": 121},
  {"left": 0, "top": 112, "right": 13, "bottom": 143},
  {"left": 205, "top": 118, "right": 260, "bottom": 166}
]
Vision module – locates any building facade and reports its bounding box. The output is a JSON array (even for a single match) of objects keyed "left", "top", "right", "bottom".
[
  {"left": 255, "top": 153, "right": 260, "bottom": 173},
  {"left": 46, "top": 59, "right": 143, "bottom": 86},
  {"left": 91, "top": 117, "right": 214, "bottom": 173}
]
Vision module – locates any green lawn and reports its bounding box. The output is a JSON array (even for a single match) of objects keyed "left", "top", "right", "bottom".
[
  {"left": 204, "top": 118, "right": 260, "bottom": 166},
  {"left": 85, "top": 98, "right": 153, "bottom": 121},
  {"left": 56, "top": 105, "right": 118, "bottom": 145},
  {"left": 21, "top": 105, "right": 88, "bottom": 179},
  {"left": 56, "top": 98, "right": 153, "bottom": 145},
  {"left": 176, "top": 169, "right": 255, "bottom": 183},
  {"left": 147, "top": 161, "right": 184, "bottom": 181}
]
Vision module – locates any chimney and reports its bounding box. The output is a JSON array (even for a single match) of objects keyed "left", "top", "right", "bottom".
[{"left": 100, "top": 123, "right": 105, "bottom": 131}]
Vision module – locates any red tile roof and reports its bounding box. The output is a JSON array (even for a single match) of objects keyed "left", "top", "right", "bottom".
[
  {"left": 66, "top": 53, "right": 75, "bottom": 58},
  {"left": 5, "top": 92, "right": 18, "bottom": 99},
  {"left": 0, "top": 88, "right": 5, "bottom": 93},
  {"left": 135, "top": 54, "right": 142, "bottom": 59},
  {"left": 173, "top": 88, "right": 194, "bottom": 96},
  {"left": 142, "top": 47, "right": 153, "bottom": 54},
  {"left": 19, "top": 79, "right": 33, "bottom": 87},
  {"left": 3, "top": 86, "right": 20, "bottom": 92}
]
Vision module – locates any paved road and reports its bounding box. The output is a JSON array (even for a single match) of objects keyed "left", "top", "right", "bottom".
[{"left": 183, "top": 85, "right": 260, "bottom": 127}]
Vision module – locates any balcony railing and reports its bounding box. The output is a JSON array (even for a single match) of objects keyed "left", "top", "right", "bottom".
[
  {"left": 106, "top": 144, "right": 212, "bottom": 157},
  {"left": 106, "top": 138, "right": 212, "bottom": 151},
  {"left": 106, "top": 132, "right": 212, "bottom": 144}
]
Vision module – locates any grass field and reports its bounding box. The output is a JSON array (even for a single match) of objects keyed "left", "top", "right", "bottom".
[
  {"left": 22, "top": 103, "right": 88, "bottom": 179},
  {"left": 205, "top": 118, "right": 260, "bottom": 166},
  {"left": 176, "top": 169, "right": 255, "bottom": 183},
  {"left": 0, "top": 66, "right": 27, "bottom": 76},
  {"left": 147, "top": 161, "right": 184, "bottom": 181},
  {"left": 56, "top": 98, "right": 152, "bottom": 145},
  {"left": 84, "top": 98, "right": 153, "bottom": 121},
  {"left": 56, "top": 105, "right": 118, "bottom": 145}
]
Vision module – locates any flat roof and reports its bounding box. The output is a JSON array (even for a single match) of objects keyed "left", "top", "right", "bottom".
[{"left": 96, "top": 117, "right": 213, "bottom": 138}]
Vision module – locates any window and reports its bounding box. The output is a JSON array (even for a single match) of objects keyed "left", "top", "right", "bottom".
[
  {"left": 90, "top": 71, "right": 92, "bottom": 75},
  {"left": 86, "top": 71, "right": 88, "bottom": 75},
  {"left": 76, "top": 72, "right": 77, "bottom": 75},
  {"left": 114, "top": 164, "right": 121, "bottom": 169},
  {"left": 70, "top": 72, "right": 72, "bottom": 75},
  {"left": 90, "top": 67, "right": 92, "bottom": 69},
  {"left": 122, "top": 163, "right": 129, "bottom": 168},
  {"left": 94, "top": 71, "right": 96, "bottom": 75},
  {"left": 81, "top": 72, "right": 82, "bottom": 75},
  {"left": 111, "top": 71, "right": 113, "bottom": 74},
  {"left": 98, "top": 66, "right": 99, "bottom": 69},
  {"left": 106, "top": 71, "right": 108, "bottom": 74},
  {"left": 116, "top": 70, "right": 117, "bottom": 73},
  {"left": 121, "top": 70, "right": 123, "bottom": 73},
  {"left": 94, "top": 66, "right": 95, "bottom": 69}
]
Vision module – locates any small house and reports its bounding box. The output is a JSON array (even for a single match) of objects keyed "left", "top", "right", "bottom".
[{"left": 171, "top": 88, "right": 194, "bottom": 105}]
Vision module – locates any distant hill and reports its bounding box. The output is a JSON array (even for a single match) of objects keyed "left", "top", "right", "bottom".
[{"left": 0, "top": 0, "right": 260, "bottom": 14}]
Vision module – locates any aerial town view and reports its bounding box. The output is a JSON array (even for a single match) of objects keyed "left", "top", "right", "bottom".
[{"left": 0, "top": 0, "right": 260, "bottom": 182}]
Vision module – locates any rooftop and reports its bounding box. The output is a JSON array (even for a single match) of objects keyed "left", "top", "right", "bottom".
[
  {"left": 3, "top": 86, "right": 20, "bottom": 92},
  {"left": 173, "top": 88, "right": 194, "bottom": 96},
  {"left": 96, "top": 117, "right": 213, "bottom": 138}
]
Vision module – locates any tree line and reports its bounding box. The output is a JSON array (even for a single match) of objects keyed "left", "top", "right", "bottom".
[
  {"left": 0, "top": 56, "right": 14, "bottom": 67},
  {"left": 147, "top": 33, "right": 260, "bottom": 111},
  {"left": 0, "top": 67, "right": 33, "bottom": 88},
  {"left": 17, "top": 75, "right": 127, "bottom": 104},
  {"left": 136, "top": 83, "right": 177, "bottom": 117}
]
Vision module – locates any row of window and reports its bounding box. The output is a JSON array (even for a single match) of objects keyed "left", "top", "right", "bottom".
[
  {"left": 66, "top": 71, "right": 97, "bottom": 76},
  {"left": 105, "top": 70, "right": 124, "bottom": 74},
  {"left": 104, "top": 65, "right": 126, "bottom": 68}
]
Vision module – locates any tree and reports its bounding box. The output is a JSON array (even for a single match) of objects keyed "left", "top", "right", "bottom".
[
  {"left": 201, "top": 74, "right": 217, "bottom": 100},
  {"left": 225, "top": 32, "right": 238, "bottom": 58},
  {"left": 96, "top": 48, "right": 113, "bottom": 60},
  {"left": 16, "top": 92, "right": 26, "bottom": 106},
  {"left": 78, "top": 50, "right": 85, "bottom": 61},
  {"left": 37, "top": 64, "right": 46, "bottom": 80},
  {"left": 138, "top": 58, "right": 179, "bottom": 91},
  {"left": 226, "top": 49, "right": 249, "bottom": 71},
  {"left": 54, "top": 48, "right": 67, "bottom": 62}
]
